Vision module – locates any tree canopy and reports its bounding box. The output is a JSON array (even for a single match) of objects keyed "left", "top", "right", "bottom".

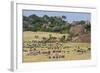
[{"left": 23, "top": 14, "right": 90, "bottom": 34}]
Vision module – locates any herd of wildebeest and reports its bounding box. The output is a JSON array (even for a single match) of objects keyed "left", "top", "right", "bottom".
[{"left": 23, "top": 38, "right": 91, "bottom": 60}]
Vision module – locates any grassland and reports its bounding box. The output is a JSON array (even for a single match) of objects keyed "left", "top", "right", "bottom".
[{"left": 23, "top": 31, "right": 91, "bottom": 62}]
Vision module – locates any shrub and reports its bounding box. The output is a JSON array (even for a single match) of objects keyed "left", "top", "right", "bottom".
[
  {"left": 60, "top": 35, "right": 66, "bottom": 42},
  {"left": 34, "top": 35, "right": 39, "bottom": 39}
]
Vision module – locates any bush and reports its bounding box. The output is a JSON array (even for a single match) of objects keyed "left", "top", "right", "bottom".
[
  {"left": 60, "top": 35, "right": 66, "bottom": 42},
  {"left": 34, "top": 35, "right": 39, "bottom": 39}
]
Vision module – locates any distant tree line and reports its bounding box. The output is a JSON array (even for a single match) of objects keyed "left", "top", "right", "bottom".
[{"left": 23, "top": 14, "right": 91, "bottom": 33}]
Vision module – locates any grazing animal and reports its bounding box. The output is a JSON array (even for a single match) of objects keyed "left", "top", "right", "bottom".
[
  {"left": 87, "top": 48, "right": 91, "bottom": 51},
  {"left": 76, "top": 49, "right": 87, "bottom": 54}
]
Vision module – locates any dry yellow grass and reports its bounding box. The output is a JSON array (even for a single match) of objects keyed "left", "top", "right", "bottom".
[
  {"left": 23, "top": 31, "right": 91, "bottom": 62},
  {"left": 23, "top": 31, "right": 69, "bottom": 41}
]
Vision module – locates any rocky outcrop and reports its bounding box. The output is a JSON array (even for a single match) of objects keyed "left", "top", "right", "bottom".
[
  {"left": 69, "top": 24, "right": 90, "bottom": 43},
  {"left": 72, "top": 34, "right": 91, "bottom": 43}
]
